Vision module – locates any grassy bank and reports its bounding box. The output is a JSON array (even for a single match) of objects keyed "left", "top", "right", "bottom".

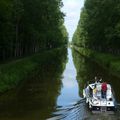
[
  {"left": 0, "top": 48, "right": 64, "bottom": 93},
  {"left": 73, "top": 46, "right": 120, "bottom": 78}
]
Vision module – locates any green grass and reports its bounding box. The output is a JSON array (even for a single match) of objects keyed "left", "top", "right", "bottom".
[
  {"left": 73, "top": 46, "right": 120, "bottom": 78},
  {"left": 0, "top": 48, "right": 61, "bottom": 93}
]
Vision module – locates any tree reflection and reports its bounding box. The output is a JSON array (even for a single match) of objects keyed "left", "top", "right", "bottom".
[
  {"left": 72, "top": 49, "right": 120, "bottom": 102},
  {"left": 0, "top": 48, "right": 68, "bottom": 120}
]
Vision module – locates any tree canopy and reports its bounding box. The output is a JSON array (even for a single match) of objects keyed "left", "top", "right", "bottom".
[
  {"left": 0, "top": 0, "right": 68, "bottom": 62},
  {"left": 72, "top": 0, "right": 120, "bottom": 55}
]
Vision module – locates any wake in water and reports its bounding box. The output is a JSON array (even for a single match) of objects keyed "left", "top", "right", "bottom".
[
  {"left": 47, "top": 98, "right": 87, "bottom": 120},
  {"left": 47, "top": 99, "right": 120, "bottom": 120}
]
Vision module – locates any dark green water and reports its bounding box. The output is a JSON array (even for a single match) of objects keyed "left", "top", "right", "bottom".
[{"left": 0, "top": 48, "right": 120, "bottom": 120}]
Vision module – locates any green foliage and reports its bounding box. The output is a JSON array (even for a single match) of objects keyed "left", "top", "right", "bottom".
[
  {"left": 0, "top": 0, "right": 68, "bottom": 61},
  {"left": 72, "top": 0, "right": 120, "bottom": 55},
  {"left": 0, "top": 47, "right": 67, "bottom": 92},
  {"left": 73, "top": 46, "right": 120, "bottom": 78}
]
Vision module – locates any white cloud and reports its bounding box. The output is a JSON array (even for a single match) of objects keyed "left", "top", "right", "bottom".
[
  {"left": 62, "top": 0, "right": 84, "bottom": 41},
  {"left": 68, "top": 12, "right": 78, "bottom": 18},
  {"left": 65, "top": 1, "right": 78, "bottom": 9}
]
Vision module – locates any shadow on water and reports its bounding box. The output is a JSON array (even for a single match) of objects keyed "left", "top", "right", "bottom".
[{"left": 0, "top": 48, "right": 68, "bottom": 120}]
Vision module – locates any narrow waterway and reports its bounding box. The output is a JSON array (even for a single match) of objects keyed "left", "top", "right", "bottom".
[
  {"left": 57, "top": 48, "right": 80, "bottom": 107},
  {"left": 0, "top": 47, "right": 120, "bottom": 120}
]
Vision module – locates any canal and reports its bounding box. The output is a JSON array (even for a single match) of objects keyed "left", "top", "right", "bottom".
[{"left": 0, "top": 48, "right": 120, "bottom": 120}]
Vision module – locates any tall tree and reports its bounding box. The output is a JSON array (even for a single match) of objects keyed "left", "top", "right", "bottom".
[
  {"left": 73, "top": 0, "right": 120, "bottom": 55},
  {"left": 0, "top": 0, "right": 68, "bottom": 62}
]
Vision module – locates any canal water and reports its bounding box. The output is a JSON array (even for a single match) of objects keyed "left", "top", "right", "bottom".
[
  {"left": 0, "top": 48, "right": 120, "bottom": 120},
  {"left": 57, "top": 48, "right": 80, "bottom": 107}
]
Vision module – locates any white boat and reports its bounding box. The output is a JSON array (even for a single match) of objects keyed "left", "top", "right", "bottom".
[{"left": 83, "top": 81, "right": 116, "bottom": 113}]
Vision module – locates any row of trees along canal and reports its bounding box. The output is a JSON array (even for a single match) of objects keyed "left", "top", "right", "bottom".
[
  {"left": 72, "top": 0, "right": 120, "bottom": 55},
  {"left": 0, "top": 0, "right": 68, "bottom": 62}
]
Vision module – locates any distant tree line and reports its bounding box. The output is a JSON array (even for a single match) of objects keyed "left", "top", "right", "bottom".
[
  {"left": 72, "top": 0, "right": 120, "bottom": 55},
  {"left": 0, "top": 0, "right": 68, "bottom": 61}
]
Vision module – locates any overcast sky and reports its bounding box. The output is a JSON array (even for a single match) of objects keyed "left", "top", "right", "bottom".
[{"left": 62, "top": 0, "right": 84, "bottom": 41}]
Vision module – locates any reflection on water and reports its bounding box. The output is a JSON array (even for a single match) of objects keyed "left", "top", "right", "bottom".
[
  {"left": 49, "top": 48, "right": 120, "bottom": 120},
  {"left": 72, "top": 49, "right": 120, "bottom": 120},
  {"left": 57, "top": 48, "right": 80, "bottom": 107},
  {"left": 0, "top": 48, "right": 68, "bottom": 120},
  {"left": 0, "top": 48, "right": 120, "bottom": 120},
  {"left": 72, "top": 49, "right": 120, "bottom": 102}
]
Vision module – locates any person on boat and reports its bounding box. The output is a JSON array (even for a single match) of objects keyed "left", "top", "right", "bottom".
[
  {"left": 89, "top": 86, "right": 93, "bottom": 97},
  {"left": 95, "top": 76, "right": 102, "bottom": 84},
  {"left": 94, "top": 76, "right": 99, "bottom": 83},
  {"left": 101, "top": 82, "right": 107, "bottom": 98},
  {"left": 93, "top": 84, "right": 97, "bottom": 98}
]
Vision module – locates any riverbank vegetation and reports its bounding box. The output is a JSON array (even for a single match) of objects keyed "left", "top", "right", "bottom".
[
  {"left": 0, "top": 48, "right": 67, "bottom": 119},
  {"left": 0, "top": 0, "right": 68, "bottom": 92},
  {"left": 72, "top": 0, "right": 120, "bottom": 77},
  {"left": 73, "top": 46, "right": 120, "bottom": 78},
  {"left": 0, "top": 48, "right": 67, "bottom": 92},
  {"left": 0, "top": 0, "right": 68, "bottom": 62},
  {"left": 72, "top": 49, "right": 120, "bottom": 101}
]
